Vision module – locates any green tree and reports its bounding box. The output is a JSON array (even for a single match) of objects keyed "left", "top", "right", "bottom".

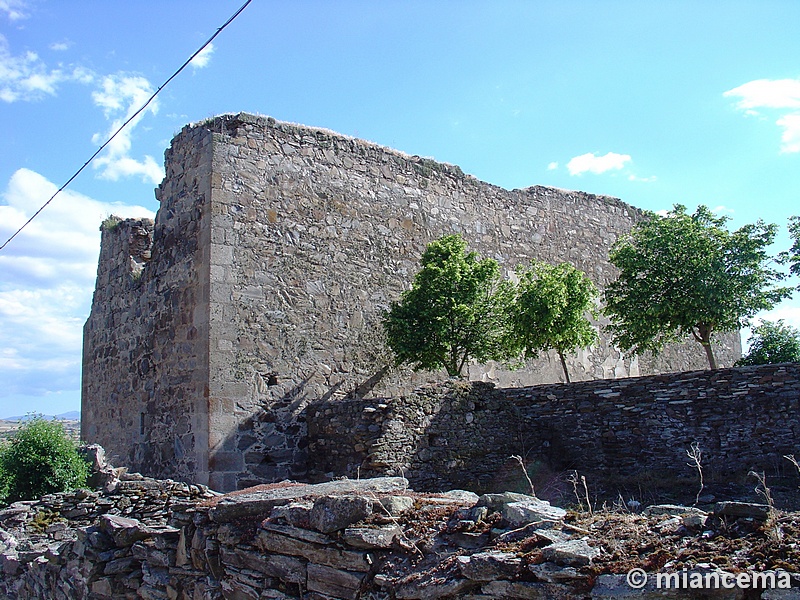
[
  {"left": 604, "top": 205, "right": 791, "bottom": 370},
  {"left": 510, "top": 261, "right": 599, "bottom": 382},
  {"left": 787, "top": 215, "right": 800, "bottom": 285},
  {"left": 383, "top": 234, "right": 516, "bottom": 377},
  {"left": 736, "top": 320, "right": 800, "bottom": 366},
  {"left": 0, "top": 416, "right": 89, "bottom": 505}
]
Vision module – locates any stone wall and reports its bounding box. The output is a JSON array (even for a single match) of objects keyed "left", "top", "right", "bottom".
[
  {"left": 82, "top": 112, "right": 740, "bottom": 491},
  {"left": 307, "top": 363, "right": 800, "bottom": 503},
  {"left": 82, "top": 122, "right": 214, "bottom": 485}
]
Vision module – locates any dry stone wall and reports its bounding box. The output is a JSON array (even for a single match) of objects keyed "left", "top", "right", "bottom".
[
  {"left": 307, "top": 363, "right": 800, "bottom": 504},
  {"left": 82, "top": 112, "right": 740, "bottom": 491}
]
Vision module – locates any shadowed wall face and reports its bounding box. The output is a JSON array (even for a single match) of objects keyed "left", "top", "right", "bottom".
[
  {"left": 307, "top": 364, "right": 800, "bottom": 503},
  {"left": 82, "top": 113, "right": 740, "bottom": 491}
]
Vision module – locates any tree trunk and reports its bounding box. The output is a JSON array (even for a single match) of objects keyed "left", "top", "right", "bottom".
[
  {"left": 558, "top": 350, "right": 571, "bottom": 383},
  {"left": 703, "top": 342, "right": 717, "bottom": 370},
  {"left": 696, "top": 324, "right": 717, "bottom": 370}
]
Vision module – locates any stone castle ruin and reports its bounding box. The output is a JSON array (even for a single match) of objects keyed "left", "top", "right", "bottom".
[{"left": 82, "top": 113, "right": 740, "bottom": 492}]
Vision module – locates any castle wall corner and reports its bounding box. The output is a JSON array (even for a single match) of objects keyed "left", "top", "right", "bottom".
[{"left": 82, "top": 124, "right": 215, "bottom": 484}]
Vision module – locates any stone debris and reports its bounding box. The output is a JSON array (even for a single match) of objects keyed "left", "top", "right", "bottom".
[
  {"left": 457, "top": 550, "right": 523, "bottom": 581},
  {"left": 643, "top": 504, "right": 707, "bottom": 517},
  {"left": 714, "top": 501, "right": 772, "bottom": 520},
  {"left": 503, "top": 498, "right": 569, "bottom": 527},
  {"left": 478, "top": 491, "right": 568, "bottom": 526},
  {"left": 309, "top": 494, "right": 373, "bottom": 533},
  {"left": 541, "top": 539, "right": 600, "bottom": 567},
  {"left": 0, "top": 461, "right": 798, "bottom": 600},
  {"left": 208, "top": 476, "right": 408, "bottom": 523},
  {"left": 342, "top": 525, "right": 400, "bottom": 549}
]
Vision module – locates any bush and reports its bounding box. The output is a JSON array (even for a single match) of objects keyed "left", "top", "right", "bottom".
[
  {"left": 736, "top": 320, "right": 800, "bottom": 366},
  {"left": 0, "top": 416, "right": 89, "bottom": 505}
]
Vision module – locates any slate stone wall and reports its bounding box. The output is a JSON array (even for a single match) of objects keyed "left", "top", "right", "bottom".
[
  {"left": 307, "top": 363, "right": 800, "bottom": 501},
  {"left": 82, "top": 112, "right": 740, "bottom": 491}
]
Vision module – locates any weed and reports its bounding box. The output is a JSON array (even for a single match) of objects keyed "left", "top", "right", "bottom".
[
  {"left": 749, "top": 470, "right": 782, "bottom": 543},
  {"left": 686, "top": 442, "right": 704, "bottom": 506},
  {"left": 568, "top": 470, "right": 592, "bottom": 515},
  {"left": 784, "top": 454, "right": 800, "bottom": 479},
  {"left": 510, "top": 454, "right": 535, "bottom": 496},
  {"left": 29, "top": 509, "right": 65, "bottom": 534},
  {"left": 101, "top": 215, "right": 121, "bottom": 231}
]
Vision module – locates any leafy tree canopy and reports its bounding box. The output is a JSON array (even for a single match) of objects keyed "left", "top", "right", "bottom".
[
  {"left": 0, "top": 416, "right": 89, "bottom": 506},
  {"left": 736, "top": 320, "right": 800, "bottom": 366},
  {"left": 382, "top": 234, "right": 516, "bottom": 377},
  {"left": 603, "top": 204, "right": 791, "bottom": 369},
  {"left": 787, "top": 215, "right": 800, "bottom": 286},
  {"left": 511, "top": 261, "right": 599, "bottom": 382}
]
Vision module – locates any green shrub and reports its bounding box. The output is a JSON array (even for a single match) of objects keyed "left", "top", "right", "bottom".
[
  {"left": 737, "top": 320, "right": 800, "bottom": 366},
  {"left": 0, "top": 416, "right": 89, "bottom": 506},
  {"left": 29, "top": 509, "right": 66, "bottom": 533},
  {"left": 100, "top": 215, "right": 121, "bottom": 231}
]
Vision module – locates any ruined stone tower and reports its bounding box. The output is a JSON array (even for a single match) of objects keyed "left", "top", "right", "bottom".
[{"left": 81, "top": 113, "right": 739, "bottom": 491}]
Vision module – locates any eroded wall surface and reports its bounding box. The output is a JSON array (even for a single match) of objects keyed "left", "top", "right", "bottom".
[{"left": 82, "top": 125, "right": 213, "bottom": 484}]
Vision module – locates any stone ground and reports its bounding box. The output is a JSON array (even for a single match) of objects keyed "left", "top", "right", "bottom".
[
  {"left": 195, "top": 481, "right": 800, "bottom": 598},
  {"left": 2, "top": 448, "right": 799, "bottom": 599},
  {"left": 362, "top": 494, "right": 800, "bottom": 596}
]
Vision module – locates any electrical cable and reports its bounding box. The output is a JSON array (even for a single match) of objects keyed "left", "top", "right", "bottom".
[{"left": 0, "top": 0, "right": 253, "bottom": 252}]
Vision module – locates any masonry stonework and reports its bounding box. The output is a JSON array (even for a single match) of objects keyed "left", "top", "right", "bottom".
[
  {"left": 82, "top": 113, "right": 740, "bottom": 492},
  {"left": 307, "top": 363, "right": 800, "bottom": 502}
]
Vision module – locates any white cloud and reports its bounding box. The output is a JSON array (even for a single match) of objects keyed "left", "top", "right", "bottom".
[
  {"left": 724, "top": 79, "right": 800, "bottom": 111},
  {"left": 0, "top": 168, "right": 154, "bottom": 283},
  {"left": 0, "top": 168, "right": 154, "bottom": 400},
  {"left": 547, "top": 161, "right": 558, "bottom": 171},
  {"left": 91, "top": 74, "right": 164, "bottom": 184},
  {"left": 627, "top": 174, "right": 657, "bottom": 183},
  {"left": 1, "top": 36, "right": 65, "bottom": 101},
  {"left": 757, "top": 304, "right": 800, "bottom": 330},
  {"left": 190, "top": 42, "right": 214, "bottom": 69},
  {"left": 776, "top": 113, "right": 800, "bottom": 154},
  {"left": 567, "top": 152, "right": 631, "bottom": 176},
  {"left": 49, "top": 40, "right": 71, "bottom": 52},
  {"left": 0, "top": 34, "right": 95, "bottom": 103},
  {"left": 95, "top": 155, "right": 164, "bottom": 184},
  {"left": 92, "top": 74, "right": 155, "bottom": 118},
  {"left": 725, "top": 78, "right": 800, "bottom": 153},
  {"left": 0, "top": 0, "right": 28, "bottom": 21}
]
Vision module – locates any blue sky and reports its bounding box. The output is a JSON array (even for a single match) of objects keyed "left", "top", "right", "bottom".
[{"left": 1, "top": 0, "right": 799, "bottom": 418}]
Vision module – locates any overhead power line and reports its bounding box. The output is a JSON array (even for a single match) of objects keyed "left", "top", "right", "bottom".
[{"left": 0, "top": 0, "right": 253, "bottom": 252}]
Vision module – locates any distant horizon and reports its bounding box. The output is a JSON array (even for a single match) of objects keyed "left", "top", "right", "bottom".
[{"left": 1, "top": 410, "right": 81, "bottom": 422}]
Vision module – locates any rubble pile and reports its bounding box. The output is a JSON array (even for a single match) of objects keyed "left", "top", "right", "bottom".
[{"left": 0, "top": 466, "right": 799, "bottom": 599}]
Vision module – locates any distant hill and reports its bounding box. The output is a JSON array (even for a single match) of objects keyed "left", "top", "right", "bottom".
[{"left": 2, "top": 411, "right": 80, "bottom": 422}]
